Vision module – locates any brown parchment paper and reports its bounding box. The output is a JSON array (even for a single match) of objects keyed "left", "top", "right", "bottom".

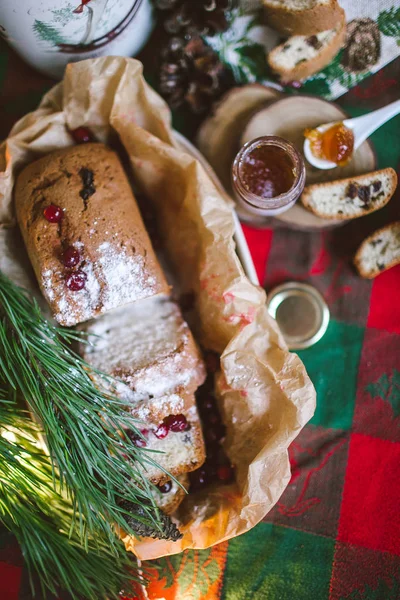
[{"left": 0, "top": 57, "right": 316, "bottom": 560}]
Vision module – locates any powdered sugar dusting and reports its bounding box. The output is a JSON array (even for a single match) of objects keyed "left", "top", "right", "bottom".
[
  {"left": 97, "top": 241, "right": 156, "bottom": 310},
  {"left": 132, "top": 393, "right": 185, "bottom": 421},
  {"left": 42, "top": 269, "right": 56, "bottom": 301},
  {"left": 43, "top": 240, "right": 160, "bottom": 326},
  {"left": 81, "top": 296, "right": 205, "bottom": 398}
]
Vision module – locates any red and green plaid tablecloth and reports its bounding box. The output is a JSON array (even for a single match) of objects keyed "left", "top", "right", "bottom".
[{"left": 0, "top": 32, "right": 400, "bottom": 600}]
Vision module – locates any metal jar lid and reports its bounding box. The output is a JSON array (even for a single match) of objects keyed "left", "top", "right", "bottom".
[{"left": 267, "top": 282, "right": 330, "bottom": 350}]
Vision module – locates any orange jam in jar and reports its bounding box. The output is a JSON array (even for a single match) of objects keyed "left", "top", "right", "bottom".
[
  {"left": 304, "top": 122, "right": 354, "bottom": 166},
  {"left": 240, "top": 145, "right": 295, "bottom": 198},
  {"left": 232, "top": 136, "right": 306, "bottom": 217}
]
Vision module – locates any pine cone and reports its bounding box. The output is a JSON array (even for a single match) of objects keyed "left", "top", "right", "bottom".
[
  {"left": 159, "top": 36, "right": 232, "bottom": 113},
  {"left": 155, "top": 0, "right": 237, "bottom": 38},
  {"left": 341, "top": 18, "right": 381, "bottom": 72},
  {"left": 120, "top": 500, "right": 183, "bottom": 541}
]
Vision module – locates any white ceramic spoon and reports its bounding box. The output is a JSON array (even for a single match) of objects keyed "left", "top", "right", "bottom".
[{"left": 304, "top": 99, "right": 400, "bottom": 170}]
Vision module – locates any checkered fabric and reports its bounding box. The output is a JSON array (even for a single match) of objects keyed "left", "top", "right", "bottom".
[{"left": 0, "top": 31, "right": 399, "bottom": 600}]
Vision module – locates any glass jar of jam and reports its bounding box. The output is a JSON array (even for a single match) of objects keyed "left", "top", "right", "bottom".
[{"left": 232, "top": 136, "right": 306, "bottom": 218}]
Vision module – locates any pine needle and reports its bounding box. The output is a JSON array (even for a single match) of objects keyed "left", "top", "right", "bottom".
[
  {"left": 0, "top": 271, "right": 178, "bottom": 545},
  {"left": 0, "top": 401, "right": 144, "bottom": 599}
]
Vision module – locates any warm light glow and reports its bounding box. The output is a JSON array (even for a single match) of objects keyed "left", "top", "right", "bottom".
[{"left": 1, "top": 429, "right": 17, "bottom": 443}]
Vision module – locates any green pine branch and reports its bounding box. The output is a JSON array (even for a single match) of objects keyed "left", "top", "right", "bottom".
[
  {"left": 0, "top": 271, "right": 180, "bottom": 547},
  {"left": 0, "top": 401, "right": 143, "bottom": 599}
]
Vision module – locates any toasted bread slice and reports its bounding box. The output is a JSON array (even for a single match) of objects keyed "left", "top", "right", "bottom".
[
  {"left": 263, "top": 0, "right": 344, "bottom": 36},
  {"left": 301, "top": 168, "right": 397, "bottom": 220},
  {"left": 354, "top": 221, "right": 400, "bottom": 279},
  {"left": 268, "top": 11, "right": 346, "bottom": 81}
]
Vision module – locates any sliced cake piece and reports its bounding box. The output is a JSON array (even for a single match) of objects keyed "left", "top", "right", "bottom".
[
  {"left": 152, "top": 475, "right": 188, "bottom": 516},
  {"left": 80, "top": 296, "right": 206, "bottom": 484},
  {"left": 268, "top": 12, "right": 345, "bottom": 81},
  {"left": 354, "top": 222, "right": 400, "bottom": 279},
  {"left": 81, "top": 295, "right": 206, "bottom": 400},
  {"left": 263, "top": 0, "right": 344, "bottom": 36},
  {"left": 126, "top": 392, "right": 206, "bottom": 484},
  {"left": 301, "top": 168, "right": 397, "bottom": 220}
]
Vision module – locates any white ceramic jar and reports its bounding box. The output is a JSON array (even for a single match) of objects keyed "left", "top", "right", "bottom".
[{"left": 0, "top": 0, "right": 154, "bottom": 79}]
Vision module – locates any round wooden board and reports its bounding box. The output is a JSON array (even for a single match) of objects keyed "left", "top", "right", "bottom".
[{"left": 241, "top": 95, "right": 377, "bottom": 230}]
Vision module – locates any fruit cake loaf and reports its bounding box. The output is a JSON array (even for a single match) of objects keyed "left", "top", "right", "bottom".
[
  {"left": 81, "top": 296, "right": 206, "bottom": 400},
  {"left": 301, "top": 168, "right": 398, "bottom": 220},
  {"left": 354, "top": 221, "right": 400, "bottom": 279},
  {"left": 263, "top": 0, "right": 344, "bottom": 36},
  {"left": 268, "top": 12, "right": 345, "bottom": 81},
  {"left": 15, "top": 143, "right": 169, "bottom": 327},
  {"left": 152, "top": 475, "right": 188, "bottom": 516}
]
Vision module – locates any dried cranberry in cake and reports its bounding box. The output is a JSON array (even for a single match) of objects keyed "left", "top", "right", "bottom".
[
  {"left": 70, "top": 126, "right": 94, "bottom": 144},
  {"left": 154, "top": 423, "right": 169, "bottom": 439},
  {"left": 65, "top": 270, "right": 87, "bottom": 291},
  {"left": 127, "top": 429, "right": 148, "bottom": 447},
  {"left": 43, "top": 204, "right": 63, "bottom": 223},
  {"left": 133, "top": 438, "right": 147, "bottom": 448},
  {"left": 217, "top": 464, "right": 234, "bottom": 483},
  {"left": 62, "top": 246, "right": 81, "bottom": 268},
  {"left": 158, "top": 481, "right": 172, "bottom": 494},
  {"left": 163, "top": 414, "right": 190, "bottom": 432}
]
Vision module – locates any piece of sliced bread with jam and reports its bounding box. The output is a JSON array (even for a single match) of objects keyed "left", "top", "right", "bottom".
[{"left": 301, "top": 168, "right": 398, "bottom": 220}]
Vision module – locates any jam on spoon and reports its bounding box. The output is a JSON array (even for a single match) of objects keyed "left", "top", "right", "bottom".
[{"left": 304, "top": 122, "right": 354, "bottom": 166}]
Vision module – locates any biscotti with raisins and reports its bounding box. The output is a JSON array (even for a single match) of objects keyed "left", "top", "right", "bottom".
[
  {"left": 301, "top": 168, "right": 397, "bottom": 220},
  {"left": 354, "top": 221, "right": 400, "bottom": 279},
  {"left": 15, "top": 143, "right": 169, "bottom": 326},
  {"left": 263, "top": 0, "right": 344, "bottom": 36},
  {"left": 268, "top": 12, "right": 345, "bottom": 82}
]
